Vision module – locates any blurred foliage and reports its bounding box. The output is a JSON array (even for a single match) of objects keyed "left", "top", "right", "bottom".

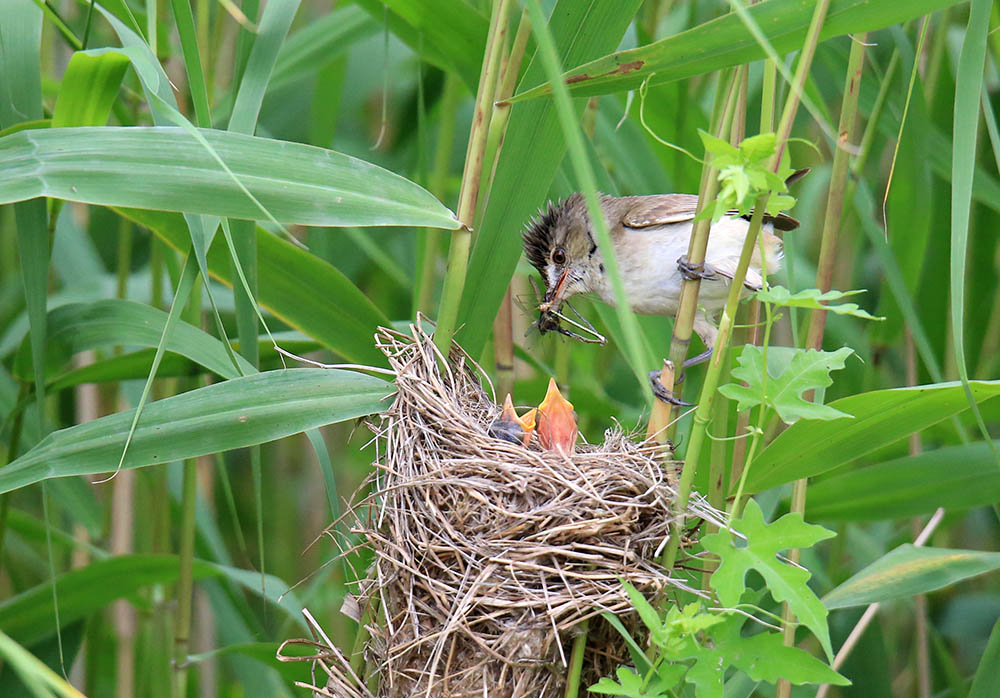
[{"left": 0, "top": 0, "right": 998, "bottom": 696}]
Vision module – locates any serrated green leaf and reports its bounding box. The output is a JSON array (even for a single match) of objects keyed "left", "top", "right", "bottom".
[
  {"left": 756, "top": 286, "right": 883, "bottom": 321},
  {"left": 708, "top": 614, "right": 848, "bottom": 687},
  {"left": 719, "top": 345, "right": 854, "bottom": 423},
  {"left": 701, "top": 500, "right": 836, "bottom": 660}
]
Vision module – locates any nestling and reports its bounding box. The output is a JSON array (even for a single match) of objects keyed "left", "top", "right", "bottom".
[{"left": 522, "top": 184, "right": 803, "bottom": 401}]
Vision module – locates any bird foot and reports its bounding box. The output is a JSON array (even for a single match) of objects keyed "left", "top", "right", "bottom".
[
  {"left": 648, "top": 369, "right": 693, "bottom": 406},
  {"left": 677, "top": 255, "right": 716, "bottom": 281}
]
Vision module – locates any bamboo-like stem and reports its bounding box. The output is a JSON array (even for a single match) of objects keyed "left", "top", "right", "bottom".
[
  {"left": 647, "top": 69, "right": 740, "bottom": 441},
  {"left": 905, "top": 331, "right": 931, "bottom": 698},
  {"left": 434, "top": 0, "right": 511, "bottom": 355},
  {"left": 415, "top": 74, "right": 463, "bottom": 317},
  {"left": 662, "top": 0, "right": 832, "bottom": 577},
  {"left": 778, "top": 36, "right": 866, "bottom": 692},
  {"left": 489, "top": 8, "right": 532, "bottom": 401},
  {"left": 563, "top": 618, "right": 590, "bottom": 698},
  {"left": 645, "top": 360, "right": 675, "bottom": 443}
]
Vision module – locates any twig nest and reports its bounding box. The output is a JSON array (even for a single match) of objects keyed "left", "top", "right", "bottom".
[{"left": 312, "top": 325, "right": 724, "bottom": 697}]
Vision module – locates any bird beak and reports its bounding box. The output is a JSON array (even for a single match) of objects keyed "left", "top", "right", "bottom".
[
  {"left": 536, "top": 378, "right": 577, "bottom": 456},
  {"left": 544, "top": 269, "right": 570, "bottom": 308}
]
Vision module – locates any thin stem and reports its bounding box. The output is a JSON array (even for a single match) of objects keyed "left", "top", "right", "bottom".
[
  {"left": 173, "top": 457, "right": 198, "bottom": 698},
  {"left": 434, "top": 0, "right": 511, "bottom": 355},
  {"left": 563, "top": 619, "right": 590, "bottom": 698}
]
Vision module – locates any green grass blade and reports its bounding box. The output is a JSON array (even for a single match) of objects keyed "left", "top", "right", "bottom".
[
  {"left": 807, "top": 441, "right": 1000, "bottom": 520},
  {"left": 950, "top": 0, "right": 997, "bottom": 459},
  {"left": 10, "top": 299, "right": 256, "bottom": 382},
  {"left": 168, "top": 0, "right": 212, "bottom": 126},
  {"left": 353, "top": 0, "right": 487, "bottom": 89},
  {"left": 747, "top": 381, "right": 1000, "bottom": 492},
  {"left": 0, "top": 554, "right": 307, "bottom": 647}
]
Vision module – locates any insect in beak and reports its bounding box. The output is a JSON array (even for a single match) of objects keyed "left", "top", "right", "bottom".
[{"left": 524, "top": 277, "right": 606, "bottom": 345}]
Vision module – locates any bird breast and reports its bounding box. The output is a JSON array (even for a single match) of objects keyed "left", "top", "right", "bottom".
[{"left": 590, "top": 217, "right": 780, "bottom": 316}]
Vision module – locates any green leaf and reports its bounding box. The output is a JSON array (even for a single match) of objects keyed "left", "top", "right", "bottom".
[
  {"left": 51, "top": 51, "right": 129, "bottom": 127},
  {"left": 353, "top": 0, "right": 487, "bottom": 89},
  {"left": 0, "top": 126, "right": 460, "bottom": 230},
  {"left": 969, "top": 618, "right": 1000, "bottom": 698},
  {"left": 709, "top": 616, "right": 848, "bottom": 687},
  {"left": 0, "top": 369, "right": 392, "bottom": 494},
  {"left": 823, "top": 545, "right": 1000, "bottom": 610},
  {"left": 0, "top": 554, "right": 306, "bottom": 646},
  {"left": 118, "top": 208, "right": 390, "bottom": 366},
  {"left": 12, "top": 299, "right": 256, "bottom": 382},
  {"left": 756, "top": 286, "right": 883, "bottom": 321},
  {"left": 949, "top": 0, "right": 997, "bottom": 456},
  {"left": 701, "top": 500, "right": 836, "bottom": 660},
  {"left": 719, "top": 345, "right": 854, "bottom": 424},
  {"left": 455, "top": 0, "right": 643, "bottom": 359},
  {"left": 510, "top": 0, "right": 965, "bottom": 101},
  {"left": 746, "top": 380, "right": 1000, "bottom": 492},
  {"left": 807, "top": 441, "right": 1000, "bottom": 520}
]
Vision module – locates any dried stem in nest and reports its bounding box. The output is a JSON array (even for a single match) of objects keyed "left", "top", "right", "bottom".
[{"left": 291, "top": 324, "right": 724, "bottom": 698}]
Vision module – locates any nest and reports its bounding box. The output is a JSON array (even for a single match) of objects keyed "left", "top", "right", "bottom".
[{"left": 291, "top": 325, "right": 724, "bottom": 698}]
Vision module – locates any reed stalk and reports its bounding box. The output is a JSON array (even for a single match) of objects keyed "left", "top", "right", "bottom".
[
  {"left": 662, "top": 0, "right": 832, "bottom": 577},
  {"left": 434, "top": 0, "right": 512, "bottom": 355}
]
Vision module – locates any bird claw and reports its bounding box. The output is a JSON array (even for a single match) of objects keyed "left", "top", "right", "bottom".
[
  {"left": 677, "top": 255, "right": 716, "bottom": 281},
  {"left": 648, "top": 369, "right": 693, "bottom": 406}
]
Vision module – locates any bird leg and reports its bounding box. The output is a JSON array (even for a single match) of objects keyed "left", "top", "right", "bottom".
[
  {"left": 677, "top": 255, "right": 717, "bottom": 281},
  {"left": 648, "top": 369, "right": 692, "bottom": 406}
]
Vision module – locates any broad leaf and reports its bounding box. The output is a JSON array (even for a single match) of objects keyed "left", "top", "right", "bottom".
[
  {"left": 119, "top": 208, "right": 389, "bottom": 366},
  {"left": 756, "top": 286, "right": 883, "bottom": 321},
  {"left": 51, "top": 51, "right": 129, "bottom": 127},
  {"left": 0, "top": 369, "right": 392, "bottom": 494},
  {"left": 746, "top": 380, "right": 1000, "bottom": 492},
  {"left": 510, "top": 0, "right": 966, "bottom": 101},
  {"left": 807, "top": 441, "right": 1000, "bottom": 520},
  {"left": 719, "top": 346, "right": 854, "bottom": 424},
  {"left": 12, "top": 299, "right": 256, "bottom": 382},
  {"left": 823, "top": 545, "right": 1000, "bottom": 610},
  {"left": 702, "top": 500, "right": 836, "bottom": 660},
  {"left": 0, "top": 126, "right": 460, "bottom": 230}
]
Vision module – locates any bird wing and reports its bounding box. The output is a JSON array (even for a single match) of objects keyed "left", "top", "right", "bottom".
[
  {"left": 621, "top": 195, "right": 700, "bottom": 228},
  {"left": 621, "top": 195, "right": 800, "bottom": 231}
]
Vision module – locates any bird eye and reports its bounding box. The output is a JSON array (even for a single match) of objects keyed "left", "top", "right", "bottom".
[{"left": 552, "top": 248, "right": 567, "bottom": 265}]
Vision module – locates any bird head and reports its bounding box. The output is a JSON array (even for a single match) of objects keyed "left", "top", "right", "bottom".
[{"left": 522, "top": 195, "right": 603, "bottom": 312}]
